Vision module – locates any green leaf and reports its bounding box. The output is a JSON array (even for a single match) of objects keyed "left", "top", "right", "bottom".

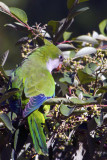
[
  {"left": 59, "top": 77, "right": 71, "bottom": 84},
  {"left": 99, "top": 19, "right": 107, "bottom": 36},
  {"left": 77, "top": 69, "right": 96, "bottom": 84},
  {"left": 14, "top": 129, "right": 19, "bottom": 150},
  {"left": 59, "top": 72, "right": 71, "bottom": 84},
  {"left": 74, "top": 47, "right": 97, "bottom": 59},
  {"left": 60, "top": 104, "right": 75, "bottom": 116},
  {"left": 53, "top": 72, "right": 68, "bottom": 95},
  {"left": 67, "top": 0, "right": 75, "bottom": 9},
  {"left": 57, "top": 43, "right": 75, "bottom": 51},
  {"left": 76, "top": 90, "right": 97, "bottom": 99},
  {"left": 71, "top": 7, "right": 89, "bottom": 18},
  {"left": 0, "top": 88, "right": 19, "bottom": 104},
  {"left": 4, "top": 70, "right": 13, "bottom": 76},
  {"left": 79, "top": 0, "right": 89, "bottom": 2},
  {"left": 97, "top": 86, "right": 107, "bottom": 94},
  {"left": 70, "top": 97, "right": 84, "bottom": 104},
  {"left": 85, "top": 96, "right": 98, "bottom": 104},
  {"left": 0, "top": 50, "right": 9, "bottom": 66},
  {"left": 9, "top": 7, "right": 28, "bottom": 24},
  {"left": 63, "top": 31, "right": 72, "bottom": 41},
  {"left": 62, "top": 51, "right": 72, "bottom": 59},
  {"left": 0, "top": 112, "right": 13, "bottom": 131},
  {"left": 83, "top": 62, "right": 98, "bottom": 75},
  {"left": 70, "top": 50, "right": 76, "bottom": 58},
  {"left": 14, "top": 126, "right": 28, "bottom": 152},
  {"left": 76, "top": 89, "right": 83, "bottom": 97},
  {"left": 97, "top": 34, "right": 107, "bottom": 41},
  {"left": 61, "top": 50, "right": 76, "bottom": 59},
  {"left": 76, "top": 35, "right": 98, "bottom": 44},
  {"left": 70, "top": 96, "right": 97, "bottom": 105},
  {"left": 94, "top": 113, "right": 103, "bottom": 127},
  {"left": 48, "top": 20, "right": 60, "bottom": 34}
]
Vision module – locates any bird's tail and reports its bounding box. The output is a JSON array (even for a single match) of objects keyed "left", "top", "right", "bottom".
[{"left": 28, "top": 110, "right": 48, "bottom": 155}]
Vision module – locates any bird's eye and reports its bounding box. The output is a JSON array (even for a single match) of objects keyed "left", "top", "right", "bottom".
[{"left": 59, "top": 55, "right": 64, "bottom": 62}]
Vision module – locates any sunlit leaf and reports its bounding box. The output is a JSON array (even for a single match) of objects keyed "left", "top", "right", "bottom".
[
  {"left": 76, "top": 90, "right": 93, "bottom": 98},
  {"left": 61, "top": 50, "right": 76, "bottom": 59},
  {"left": 14, "top": 129, "right": 19, "bottom": 150},
  {"left": 83, "top": 62, "right": 98, "bottom": 75},
  {"left": 62, "top": 51, "right": 71, "bottom": 59},
  {"left": 9, "top": 7, "right": 28, "bottom": 24},
  {"left": 0, "top": 2, "right": 10, "bottom": 14},
  {"left": 4, "top": 70, "right": 13, "bottom": 76},
  {"left": 99, "top": 19, "right": 107, "bottom": 36},
  {"left": 71, "top": 7, "right": 89, "bottom": 18},
  {"left": 63, "top": 31, "right": 72, "bottom": 40},
  {"left": 60, "top": 104, "right": 75, "bottom": 116},
  {"left": 59, "top": 72, "right": 72, "bottom": 84},
  {"left": 70, "top": 96, "right": 97, "bottom": 104},
  {"left": 1, "top": 50, "right": 9, "bottom": 66},
  {"left": 97, "top": 34, "right": 107, "bottom": 41},
  {"left": 74, "top": 47, "right": 97, "bottom": 59},
  {"left": 76, "top": 35, "right": 98, "bottom": 44},
  {"left": 57, "top": 43, "right": 76, "bottom": 51},
  {"left": 60, "top": 76, "right": 71, "bottom": 84},
  {"left": 69, "top": 97, "right": 84, "bottom": 104},
  {"left": 78, "top": 92, "right": 83, "bottom": 100},
  {"left": 70, "top": 50, "right": 76, "bottom": 58}
]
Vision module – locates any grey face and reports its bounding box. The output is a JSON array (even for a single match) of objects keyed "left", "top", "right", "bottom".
[{"left": 46, "top": 55, "right": 64, "bottom": 73}]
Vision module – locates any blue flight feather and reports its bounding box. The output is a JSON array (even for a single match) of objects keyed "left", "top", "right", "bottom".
[{"left": 23, "top": 94, "right": 51, "bottom": 118}]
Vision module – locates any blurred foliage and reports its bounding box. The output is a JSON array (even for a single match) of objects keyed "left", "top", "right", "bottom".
[
  {"left": 0, "top": 0, "right": 107, "bottom": 69},
  {"left": 0, "top": 0, "right": 107, "bottom": 160}
]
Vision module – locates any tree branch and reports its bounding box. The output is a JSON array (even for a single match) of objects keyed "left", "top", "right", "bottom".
[{"left": 44, "top": 97, "right": 98, "bottom": 106}]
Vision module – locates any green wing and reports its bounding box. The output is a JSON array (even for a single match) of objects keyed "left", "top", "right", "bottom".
[
  {"left": 23, "top": 67, "right": 55, "bottom": 97},
  {"left": 11, "top": 56, "right": 55, "bottom": 99}
]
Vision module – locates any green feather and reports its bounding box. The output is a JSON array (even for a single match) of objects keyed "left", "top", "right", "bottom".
[{"left": 28, "top": 110, "right": 48, "bottom": 154}]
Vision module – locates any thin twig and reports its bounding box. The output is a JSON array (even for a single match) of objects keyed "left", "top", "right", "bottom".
[{"left": 0, "top": 6, "right": 36, "bottom": 36}]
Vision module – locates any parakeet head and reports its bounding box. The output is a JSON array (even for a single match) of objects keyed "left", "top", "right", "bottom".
[
  {"left": 41, "top": 39, "right": 64, "bottom": 73},
  {"left": 30, "top": 39, "right": 64, "bottom": 73}
]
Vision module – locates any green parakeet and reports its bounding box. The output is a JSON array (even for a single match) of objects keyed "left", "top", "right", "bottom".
[{"left": 9, "top": 39, "right": 63, "bottom": 154}]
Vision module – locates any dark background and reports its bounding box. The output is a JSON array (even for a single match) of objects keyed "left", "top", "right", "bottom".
[{"left": 0, "top": 0, "right": 107, "bottom": 69}]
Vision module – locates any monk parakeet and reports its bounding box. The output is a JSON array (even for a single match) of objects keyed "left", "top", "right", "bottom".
[{"left": 9, "top": 39, "right": 63, "bottom": 155}]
